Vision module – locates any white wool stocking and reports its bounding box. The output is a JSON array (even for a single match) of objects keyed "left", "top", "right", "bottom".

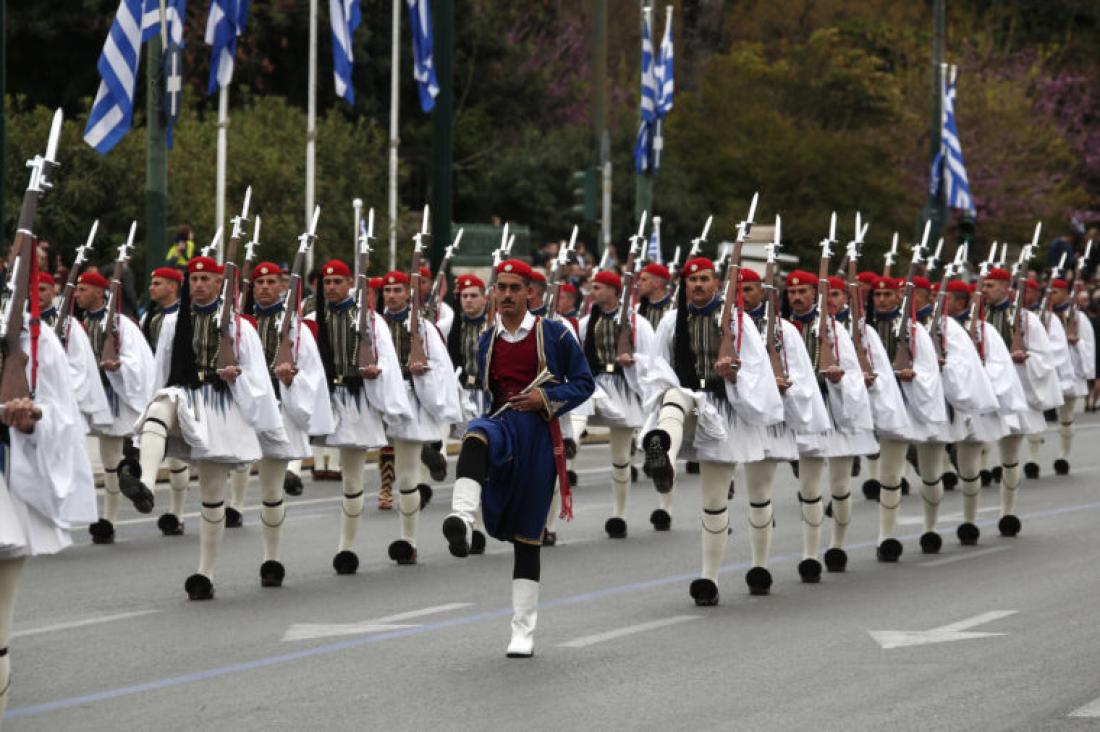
[
  {"left": 609, "top": 428, "right": 633, "bottom": 519},
  {"left": 957, "top": 442, "right": 984, "bottom": 523},
  {"left": 998, "top": 435, "right": 1023, "bottom": 516},
  {"left": 827, "top": 456, "right": 854, "bottom": 549},
  {"left": 337, "top": 448, "right": 368, "bottom": 551},
  {"left": 167, "top": 458, "right": 190, "bottom": 516},
  {"left": 258, "top": 459, "right": 287, "bottom": 562},
  {"left": 196, "top": 461, "right": 228, "bottom": 578},
  {"left": 99, "top": 436, "right": 125, "bottom": 523},
  {"left": 229, "top": 463, "right": 250, "bottom": 511},
  {"left": 700, "top": 461, "right": 734, "bottom": 581},
  {"left": 393, "top": 440, "right": 422, "bottom": 544},
  {"left": 744, "top": 460, "right": 776, "bottom": 568},
  {"left": 136, "top": 398, "right": 176, "bottom": 491},
  {"left": 0, "top": 557, "right": 26, "bottom": 723},
  {"left": 917, "top": 442, "right": 945, "bottom": 532},
  {"left": 876, "top": 438, "right": 909, "bottom": 543},
  {"left": 1057, "top": 397, "right": 1077, "bottom": 459}
]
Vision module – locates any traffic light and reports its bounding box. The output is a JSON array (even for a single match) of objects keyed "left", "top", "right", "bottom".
[{"left": 571, "top": 168, "right": 598, "bottom": 221}]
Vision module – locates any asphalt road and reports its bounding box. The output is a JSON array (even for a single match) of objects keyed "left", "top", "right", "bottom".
[{"left": 6, "top": 416, "right": 1100, "bottom": 731}]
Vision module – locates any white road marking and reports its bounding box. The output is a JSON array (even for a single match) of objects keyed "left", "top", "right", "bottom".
[
  {"left": 282, "top": 602, "right": 473, "bottom": 642},
  {"left": 1068, "top": 695, "right": 1100, "bottom": 718},
  {"left": 919, "top": 546, "right": 1012, "bottom": 567},
  {"left": 12, "top": 609, "right": 161, "bottom": 639},
  {"left": 869, "top": 610, "right": 1017, "bottom": 649},
  {"left": 897, "top": 507, "right": 997, "bottom": 526},
  {"left": 558, "top": 615, "right": 699, "bottom": 648}
]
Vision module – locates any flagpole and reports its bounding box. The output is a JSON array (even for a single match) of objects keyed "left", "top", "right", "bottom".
[
  {"left": 388, "top": 0, "right": 400, "bottom": 272},
  {"left": 145, "top": 1, "right": 169, "bottom": 273},
  {"left": 634, "top": 2, "right": 653, "bottom": 226},
  {"left": 306, "top": 0, "right": 318, "bottom": 274},
  {"left": 216, "top": 85, "right": 228, "bottom": 261}
]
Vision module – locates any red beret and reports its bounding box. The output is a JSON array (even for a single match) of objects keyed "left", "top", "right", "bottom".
[
  {"left": 321, "top": 259, "right": 352, "bottom": 278},
  {"left": 78, "top": 271, "right": 110, "bottom": 289},
  {"left": 827, "top": 275, "right": 846, "bottom": 292},
  {"left": 187, "top": 256, "right": 222, "bottom": 275},
  {"left": 382, "top": 270, "right": 410, "bottom": 286},
  {"left": 559, "top": 283, "right": 577, "bottom": 294},
  {"left": 1025, "top": 278, "right": 1040, "bottom": 291},
  {"left": 873, "top": 277, "right": 901, "bottom": 292},
  {"left": 593, "top": 270, "right": 622, "bottom": 291},
  {"left": 151, "top": 267, "right": 183, "bottom": 283},
  {"left": 857, "top": 271, "right": 878, "bottom": 285},
  {"left": 252, "top": 261, "right": 284, "bottom": 278},
  {"left": 1051, "top": 278, "right": 1069, "bottom": 290},
  {"left": 738, "top": 268, "right": 761, "bottom": 283},
  {"left": 529, "top": 269, "right": 547, "bottom": 284},
  {"left": 36, "top": 272, "right": 56, "bottom": 287},
  {"left": 911, "top": 275, "right": 932, "bottom": 290},
  {"left": 986, "top": 267, "right": 1011, "bottom": 282},
  {"left": 642, "top": 263, "right": 671, "bottom": 280},
  {"left": 455, "top": 274, "right": 485, "bottom": 292},
  {"left": 946, "top": 279, "right": 972, "bottom": 294},
  {"left": 418, "top": 266, "right": 432, "bottom": 280},
  {"left": 786, "top": 270, "right": 817, "bottom": 288},
  {"left": 683, "top": 257, "right": 715, "bottom": 275},
  {"left": 368, "top": 276, "right": 384, "bottom": 290},
  {"left": 496, "top": 259, "right": 533, "bottom": 279}
]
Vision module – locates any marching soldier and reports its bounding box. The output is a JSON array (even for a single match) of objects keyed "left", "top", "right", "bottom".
[
  {"left": 527, "top": 270, "right": 549, "bottom": 316},
  {"left": 1046, "top": 276, "right": 1095, "bottom": 474},
  {"left": 556, "top": 282, "right": 581, "bottom": 333},
  {"left": 1023, "top": 278, "right": 1074, "bottom": 479},
  {"left": 637, "top": 262, "right": 674, "bottom": 330},
  {"left": 418, "top": 265, "right": 454, "bottom": 338}
]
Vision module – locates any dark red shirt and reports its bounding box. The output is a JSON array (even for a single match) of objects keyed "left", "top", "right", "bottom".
[{"left": 489, "top": 327, "right": 539, "bottom": 412}]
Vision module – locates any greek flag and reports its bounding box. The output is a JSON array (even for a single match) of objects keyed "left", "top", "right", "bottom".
[
  {"left": 655, "top": 8, "right": 674, "bottom": 118},
  {"left": 407, "top": 0, "right": 440, "bottom": 113},
  {"left": 83, "top": 0, "right": 147, "bottom": 154},
  {"left": 331, "top": 0, "right": 361, "bottom": 103},
  {"left": 633, "top": 9, "right": 657, "bottom": 173},
  {"left": 647, "top": 227, "right": 662, "bottom": 264},
  {"left": 141, "top": 0, "right": 188, "bottom": 149},
  {"left": 930, "top": 68, "right": 974, "bottom": 213},
  {"left": 141, "top": 0, "right": 186, "bottom": 45},
  {"left": 205, "top": 0, "right": 250, "bottom": 95}
]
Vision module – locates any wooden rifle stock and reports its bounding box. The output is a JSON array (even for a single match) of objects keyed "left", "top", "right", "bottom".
[
  {"left": 815, "top": 255, "right": 837, "bottom": 373},
  {"left": 356, "top": 273, "right": 378, "bottom": 368},
  {"left": 99, "top": 260, "right": 125, "bottom": 367},
  {"left": 0, "top": 233, "right": 33, "bottom": 403},
  {"left": 273, "top": 249, "right": 306, "bottom": 369},
  {"left": 716, "top": 239, "right": 744, "bottom": 367},
  {"left": 408, "top": 272, "right": 428, "bottom": 368},
  {"left": 846, "top": 259, "right": 873, "bottom": 375},
  {"left": 616, "top": 251, "right": 638, "bottom": 360},
  {"left": 215, "top": 235, "right": 241, "bottom": 372}
]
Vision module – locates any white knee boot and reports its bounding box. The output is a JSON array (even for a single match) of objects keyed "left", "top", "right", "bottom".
[{"left": 506, "top": 579, "right": 539, "bottom": 658}]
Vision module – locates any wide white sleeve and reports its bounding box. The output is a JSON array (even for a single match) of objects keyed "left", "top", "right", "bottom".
[
  {"left": 152, "top": 312, "right": 178, "bottom": 390},
  {"left": 778, "top": 320, "right": 830, "bottom": 432},
  {"left": 363, "top": 311, "right": 413, "bottom": 420},
  {"left": 230, "top": 318, "right": 284, "bottom": 431},
  {"left": 280, "top": 324, "right": 335, "bottom": 435},
  {"left": 941, "top": 317, "right": 998, "bottom": 414},
  {"left": 435, "top": 302, "right": 454, "bottom": 339},
  {"left": 1075, "top": 310, "right": 1096, "bottom": 380},
  {"left": 1019, "top": 310, "right": 1063, "bottom": 410},
  {"left": 862, "top": 325, "right": 909, "bottom": 434},
  {"left": 625, "top": 311, "right": 658, "bottom": 399},
  {"left": 104, "top": 316, "right": 156, "bottom": 414},
  {"left": 828, "top": 322, "right": 874, "bottom": 430},
  {"left": 65, "top": 323, "right": 112, "bottom": 427},
  {"left": 979, "top": 323, "right": 1028, "bottom": 413},
  {"left": 901, "top": 322, "right": 947, "bottom": 424},
  {"left": 724, "top": 311, "right": 784, "bottom": 425},
  {"left": 414, "top": 321, "right": 463, "bottom": 422},
  {"left": 638, "top": 309, "right": 682, "bottom": 408},
  {"left": 1044, "top": 314, "right": 1076, "bottom": 394}
]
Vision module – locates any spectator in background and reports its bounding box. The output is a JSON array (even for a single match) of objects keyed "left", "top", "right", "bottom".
[
  {"left": 1088, "top": 291, "right": 1100, "bottom": 412},
  {"left": 1047, "top": 233, "right": 1076, "bottom": 271},
  {"left": 164, "top": 225, "right": 195, "bottom": 270},
  {"left": 533, "top": 241, "right": 559, "bottom": 269}
]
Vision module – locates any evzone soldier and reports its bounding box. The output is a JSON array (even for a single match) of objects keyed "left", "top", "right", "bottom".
[
  {"left": 441, "top": 258, "right": 594, "bottom": 657},
  {"left": 556, "top": 282, "right": 581, "bottom": 330},
  {"left": 245, "top": 260, "right": 334, "bottom": 586},
  {"left": 641, "top": 256, "right": 784, "bottom": 606},
  {"left": 418, "top": 265, "right": 454, "bottom": 338},
  {"left": 1044, "top": 275, "right": 1095, "bottom": 475},
  {"left": 943, "top": 279, "right": 1029, "bottom": 544},
  {"left": 637, "top": 262, "right": 674, "bottom": 329},
  {"left": 865, "top": 274, "right": 946, "bottom": 561},
  {"left": 140, "top": 266, "right": 193, "bottom": 536},
  {"left": 527, "top": 270, "right": 548, "bottom": 316},
  {"left": 378, "top": 268, "right": 462, "bottom": 565},
  {"left": 780, "top": 268, "right": 877, "bottom": 577},
  {"left": 978, "top": 265, "right": 1062, "bottom": 538},
  {"left": 576, "top": 269, "right": 658, "bottom": 540},
  {"left": 75, "top": 267, "right": 156, "bottom": 545},
  {"left": 311, "top": 259, "right": 409, "bottom": 575},
  {"left": 446, "top": 273, "right": 493, "bottom": 554},
  {"left": 1022, "top": 277, "right": 1073, "bottom": 479},
  {"left": 123, "top": 253, "right": 285, "bottom": 599}
]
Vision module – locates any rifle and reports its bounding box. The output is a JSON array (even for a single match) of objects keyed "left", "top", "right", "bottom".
[
  {"left": 408, "top": 205, "right": 430, "bottom": 370},
  {"left": 215, "top": 186, "right": 252, "bottom": 373},
  {"left": 1009, "top": 223, "right": 1041, "bottom": 354},
  {"left": 55, "top": 219, "right": 97, "bottom": 347},
  {"left": 274, "top": 206, "right": 320, "bottom": 370},
  {"left": 1067, "top": 239, "right": 1092, "bottom": 343},
  {"left": 763, "top": 215, "right": 787, "bottom": 382},
  {"left": 544, "top": 226, "right": 577, "bottom": 320},
  {"left": 845, "top": 213, "right": 874, "bottom": 377},
  {"left": 615, "top": 212, "right": 648, "bottom": 364},
  {"left": 929, "top": 243, "right": 966, "bottom": 365},
  {"left": 672, "top": 216, "right": 711, "bottom": 303},
  {"left": 582, "top": 245, "right": 612, "bottom": 317},
  {"left": 485, "top": 223, "right": 513, "bottom": 325},
  {"left": 1040, "top": 250, "right": 1067, "bottom": 329},
  {"left": 236, "top": 215, "right": 262, "bottom": 313},
  {"left": 967, "top": 242, "right": 998, "bottom": 357},
  {"left": 815, "top": 213, "right": 838, "bottom": 374},
  {"left": 883, "top": 233, "right": 899, "bottom": 277},
  {"left": 425, "top": 226, "right": 462, "bottom": 322},
  {"left": 99, "top": 221, "right": 137, "bottom": 369},
  {"left": 0, "top": 108, "right": 62, "bottom": 404},
  {"left": 716, "top": 193, "right": 758, "bottom": 380},
  {"left": 891, "top": 220, "right": 931, "bottom": 372}
]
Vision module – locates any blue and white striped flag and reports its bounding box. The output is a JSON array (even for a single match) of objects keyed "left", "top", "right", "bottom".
[
  {"left": 84, "top": 0, "right": 147, "bottom": 154},
  {"left": 633, "top": 8, "right": 657, "bottom": 173},
  {"left": 655, "top": 9, "right": 674, "bottom": 117},
  {"left": 647, "top": 227, "right": 662, "bottom": 264},
  {"left": 930, "top": 69, "right": 974, "bottom": 213},
  {"left": 141, "top": 0, "right": 188, "bottom": 149},
  {"left": 407, "top": 0, "right": 440, "bottom": 113},
  {"left": 141, "top": 0, "right": 186, "bottom": 45},
  {"left": 205, "top": 0, "right": 250, "bottom": 95},
  {"left": 331, "top": 0, "right": 361, "bottom": 103}
]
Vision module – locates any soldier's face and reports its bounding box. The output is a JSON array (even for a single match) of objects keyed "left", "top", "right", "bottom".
[
  {"left": 148, "top": 276, "right": 178, "bottom": 306},
  {"left": 1024, "top": 287, "right": 1040, "bottom": 308},
  {"left": 557, "top": 289, "right": 578, "bottom": 314},
  {"left": 189, "top": 272, "right": 219, "bottom": 304},
  {"left": 253, "top": 274, "right": 281, "bottom": 308},
  {"left": 740, "top": 282, "right": 763, "bottom": 310},
  {"left": 686, "top": 271, "right": 718, "bottom": 307},
  {"left": 591, "top": 281, "right": 619, "bottom": 310},
  {"left": 947, "top": 293, "right": 969, "bottom": 317},
  {"left": 527, "top": 283, "right": 546, "bottom": 309},
  {"left": 873, "top": 289, "right": 900, "bottom": 312},
  {"left": 828, "top": 288, "right": 848, "bottom": 315},
  {"left": 458, "top": 286, "right": 486, "bottom": 317},
  {"left": 982, "top": 279, "right": 1009, "bottom": 304},
  {"left": 37, "top": 281, "right": 54, "bottom": 311},
  {"left": 323, "top": 275, "right": 352, "bottom": 303},
  {"left": 1051, "top": 288, "right": 1070, "bottom": 307},
  {"left": 494, "top": 274, "right": 530, "bottom": 318},
  {"left": 638, "top": 272, "right": 667, "bottom": 299},
  {"left": 787, "top": 283, "right": 816, "bottom": 315},
  {"left": 75, "top": 283, "right": 105, "bottom": 311},
  {"left": 384, "top": 283, "right": 410, "bottom": 312},
  {"left": 913, "top": 288, "right": 930, "bottom": 309}
]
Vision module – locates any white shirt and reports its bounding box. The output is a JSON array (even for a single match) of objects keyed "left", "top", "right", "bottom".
[{"left": 495, "top": 311, "right": 536, "bottom": 344}]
